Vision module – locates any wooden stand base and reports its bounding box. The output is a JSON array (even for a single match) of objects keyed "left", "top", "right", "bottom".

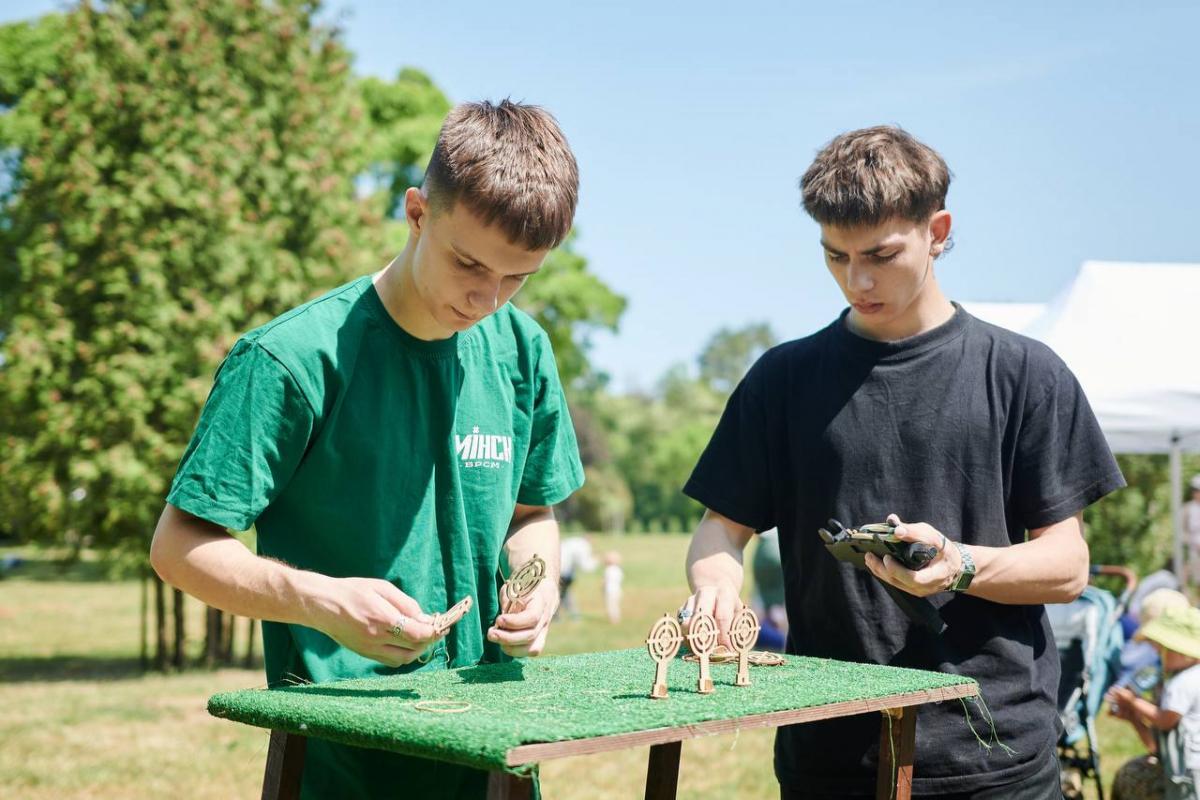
[
  {"left": 876, "top": 706, "right": 917, "bottom": 800},
  {"left": 258, "top": 702, "right": 922, "bottom": 800},
  {"left": 258, "top": 731, "right": 535, "bottom": 800}
]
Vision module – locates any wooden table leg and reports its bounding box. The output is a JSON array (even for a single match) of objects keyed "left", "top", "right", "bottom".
[
  {"left": 876, "top": 707, "right": 917, "bottom": 800},
  {"left": 262, "top": 730, "right": 306, "bottom": 800},
  {"left": 645, "top": 740, "right": 682, "bottom": 800},
  {"left": 486, "top": 770, "right": 534, "bottom": 800}
]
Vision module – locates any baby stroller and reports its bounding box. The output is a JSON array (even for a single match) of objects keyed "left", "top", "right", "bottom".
[{"left": 1047, "top": 565, "right": 1138, "bottom": 800}]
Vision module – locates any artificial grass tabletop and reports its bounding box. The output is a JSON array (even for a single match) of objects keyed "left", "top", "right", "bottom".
[{"left": 208, "top": 648, "right": 977, "bottom": 775}]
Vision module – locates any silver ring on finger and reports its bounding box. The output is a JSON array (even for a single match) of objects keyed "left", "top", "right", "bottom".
[
  {"left": 677, "top": 606, "right": 693, "bottom": 622},
  {"left": 389, "top": 615, "right": 408, "bottom": 639}
]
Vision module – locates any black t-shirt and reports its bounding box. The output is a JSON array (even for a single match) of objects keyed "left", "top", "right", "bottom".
[{"left": 683, "top": 304, "right": 1125, "bottom": 796}]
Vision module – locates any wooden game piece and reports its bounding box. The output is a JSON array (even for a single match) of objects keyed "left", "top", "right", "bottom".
[
  {"left": 748, "top": 651, "right": 785, "bottom": 667},
  {"left": 686, "top": 612, "right": 718, "bottom": 694},
  {"left": 432, "top": 595, "right": 473, "bottom": 637},
  {"left": 682, "top": 645, "right": 736, "bottom": 664},
  {"left": 502, "top": 554, "right": 547, "bottom": 612},
  {"left": 728, "top": 606, "right": 761, "bottom": 687},
  {"left": 413, "top": 700, "right": 472, "bottom": 713},
  {"left": 646, "top": 615, "right": 684, "bottom": 699}
]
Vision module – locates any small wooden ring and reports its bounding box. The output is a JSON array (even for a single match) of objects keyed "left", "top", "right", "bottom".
[{"left": 414, "top": 700, "right": 472, "bottom": 713}]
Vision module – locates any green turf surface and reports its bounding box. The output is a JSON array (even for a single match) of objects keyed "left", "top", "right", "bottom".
[{"left": 208, "top": 647, "right": 976, "bottom": 775}]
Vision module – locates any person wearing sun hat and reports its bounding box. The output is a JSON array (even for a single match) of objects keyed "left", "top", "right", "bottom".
[{"left": 1110, "top": 606, "right": 1200, "bottom": 800}]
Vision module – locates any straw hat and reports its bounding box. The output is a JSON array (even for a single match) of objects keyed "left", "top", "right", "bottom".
[
  {"left": 1137, "top": 606, "right": 1200, "bottom": 660},
  {"left": 1140, "top": 589, "right": 1191, "bottom": 625}
]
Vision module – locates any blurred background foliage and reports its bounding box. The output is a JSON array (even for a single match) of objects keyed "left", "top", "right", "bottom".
[{"left": 0, "top": 1, "right": 1193, "bottom": 620}]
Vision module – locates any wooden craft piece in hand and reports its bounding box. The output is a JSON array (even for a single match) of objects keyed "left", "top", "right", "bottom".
[
  {"left": 645, "top": 615, "right": 684, "bottom": 699},
  {"left": 502, "top": 554, "right": 547, "bottom": 612},
  {"left": 686, "top": 612, "right": 718, "bottom": 694},
  {"left": 728, "top": 606, "right": 761, "bottom": 687},
  {"left": 432, "top": 595, "right": 473, "bottom": 637}
]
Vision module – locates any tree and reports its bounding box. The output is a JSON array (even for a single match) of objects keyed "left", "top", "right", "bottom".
[
  {"left": 569, "top": 465, "right": 633, "bottom": 533},
  {"left": 0, "top": 13, "right": 66, "bottom": 325},
  {"left": 514, "top": 233, "right": 626, "bottom": 389},
  {"left": 1, "top": 0, "right": 380, "bottom": 552},
  {"left": 1084, "top": 453, "right": 1200, "bottom": 584},
  {"left": 358, "top": 68, "right": 450, "bottom": 221},
  {"left": 588, "top": 322, "right": 776, "bottom": 529},
  {"left": 0, "top": 1, "right": 382, "bottom": 667},
  {"left": 0, "top": 14, "right": 63, "bottom": 108},
  {"left": 697, "top": 322, "right": 776, "bottom": 396}
]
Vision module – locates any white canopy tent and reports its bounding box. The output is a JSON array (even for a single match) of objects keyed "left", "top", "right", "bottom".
[{"left": 966, "top": 261, "right": 1200, "bottom": 581}]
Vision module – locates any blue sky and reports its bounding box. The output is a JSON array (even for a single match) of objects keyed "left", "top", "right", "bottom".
[{"left": 6, "top": 1, "right": 1199, "bottom": 391}]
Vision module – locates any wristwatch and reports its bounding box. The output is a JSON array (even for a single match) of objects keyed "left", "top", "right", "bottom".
[{"left": 948, "top": 540, "right": 976, "bottom": 592}]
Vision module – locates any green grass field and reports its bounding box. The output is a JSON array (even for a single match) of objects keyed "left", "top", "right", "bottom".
[{"left": 0, "top": 535, "right": 1141, "bottom": 798}]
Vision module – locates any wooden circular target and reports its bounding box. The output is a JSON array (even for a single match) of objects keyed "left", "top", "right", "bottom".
[
  {"left": 686, "top": 612, "right": 719, "bottom": 656},
  {"left": 506, "top": 554, "right": 546, "bottom": 601},
  {"left": 729, "top": 607, "right": 761, "bottom": 653},
  {"left": 646, "top": 615, "right": 683, "bottom": 662}
]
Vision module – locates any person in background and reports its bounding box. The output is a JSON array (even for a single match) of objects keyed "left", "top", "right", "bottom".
[
  {"left": 1124, "top": 563, "right": 1184, "bottom": 642},
  {"left": 1187, "top": 476, "right": 1200, "bottom": 591},
  {"left": 603, "top": 550, "right": 624, "bottom": 624},
  {"left": 1109, "top": 606, "right": 1200, "bottom": 800},
  {"left": 558, "top": 534, "right": 597, "bottom": 619},
  {"left": 1117, "top": 588, "right": 1192, "bottom": 689}
]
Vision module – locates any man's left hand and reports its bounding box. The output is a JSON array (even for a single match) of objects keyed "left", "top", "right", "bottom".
[
  {"left": 487, "top": 574, "right": 559, "bottom": 657},
  {"left": 863, "top": 513, "right": 964, "bottom": 598}
]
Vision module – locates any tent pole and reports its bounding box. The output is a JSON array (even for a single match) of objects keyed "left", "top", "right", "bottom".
[{"left": 1171, "top": 436, "right": 1185, "bottom": 588}]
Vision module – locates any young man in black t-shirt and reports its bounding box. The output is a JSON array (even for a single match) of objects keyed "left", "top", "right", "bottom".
[{"left": 679, "top": 126, "right": 1125, "bottom": 799}]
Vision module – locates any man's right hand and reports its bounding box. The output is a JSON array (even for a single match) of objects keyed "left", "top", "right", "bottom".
[
  {"left": 307, "top": 576, "right": 442, "bottom": 667},
  {"left": 682, "top": 510, "right": 756, "bottom": 648},
  {"left": 678, "top": 580, "right": 743, "bottom": 648},
  {"left": 151, "top": 506, "right": 444, "bottom": 668}
]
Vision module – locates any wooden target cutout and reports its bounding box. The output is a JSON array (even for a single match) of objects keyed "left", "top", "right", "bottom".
[
  {"left": 687, "top": 612, "right": 718, "bottom": 694},
  {"left": 433, "top": 595, "right": 473, "bottom": 637},
  {"left": 503, "top": 554, "right": 546, "bottom": 611},
  {"left": 645, "top": 615, "right": 684, "bottom": 699},
  {"left": 729, "top": 606, "right": 761, "bottom": 687},
  {"left": 747, "top": 651, "right": 785, "bottom": 667}
]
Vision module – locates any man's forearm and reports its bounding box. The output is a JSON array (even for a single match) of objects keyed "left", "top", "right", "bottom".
[
  {"left": 505, "top": 506, "right": 561, "bottom": 584},
  {"left": 964, "top": 520, "right": 1089, "bottom": 605},
  {"left": 686, "top": 513, "right": 751, "bottom": 593},
  {"left": 150, "top": 505, "right": 331, "bottom": 627}
]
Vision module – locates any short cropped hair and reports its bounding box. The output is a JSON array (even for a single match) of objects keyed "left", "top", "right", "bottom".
[
  {"left": 800, "top": 126, "right": 951, "bottom": 227},
  {"left": 423, "top": 99, "right": 579, "bottom": 251}
]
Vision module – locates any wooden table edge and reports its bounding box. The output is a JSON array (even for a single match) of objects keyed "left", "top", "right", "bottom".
[{"left": 504, "top": 682, "right": 978, "bottom": 767}]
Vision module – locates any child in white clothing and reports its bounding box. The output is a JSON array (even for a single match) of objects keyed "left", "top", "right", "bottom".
[
  {"left": 1109, "top": 606, "right": 1200, "bottom": 800},
  {"left": 603, "top": 551, "right": 623, "bottom": 624}
]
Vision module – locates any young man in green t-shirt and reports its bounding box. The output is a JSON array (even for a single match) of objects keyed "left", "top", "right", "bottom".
[{"left": 150, "top": 100, "right": 585, "bottom": 798}]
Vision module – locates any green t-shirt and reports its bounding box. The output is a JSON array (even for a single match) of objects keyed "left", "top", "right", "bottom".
[{"left": 168, "top": 275, "right": 584, "bottom": 798}]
